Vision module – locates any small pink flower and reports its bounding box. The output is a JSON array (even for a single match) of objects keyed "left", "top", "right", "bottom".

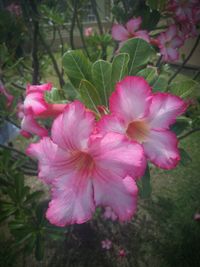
[
  {"left": 27, "top": 101, "right": 145, "bottom": 226},
  {"left": 112, "top": 17, "right": 150, "bottom": 46},
  {"left": 194, "top": 213, "right": 200, "bottom": 221},
  {"left": 157, "top": 24, "right": 184, "bottom": 62},
  {"left": 118, "top": 249, "right": 126, "bottom": 258},
  {"left": 84, "top": 27, "right": 94, "bottom": 37},
  {"left": 20, "top": 83, "right": 66, "bottom": 137},
  {"left": 101, "top": 239, "right": 112, "bottom": 250},
  {"left": 97, "top": 76, "right": 187, "bottom": 170},
  {"left": 103, "top": 206, "right": 117, "bottom": 221},
  {"left": 0, "top": 83, "right": 14, "bottom": 108},
  {"left": 6, "top": 3, "right": 22, "bottom": 16}
]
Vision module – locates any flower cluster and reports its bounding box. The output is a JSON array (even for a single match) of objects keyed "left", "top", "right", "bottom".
[{"left": 25, "top": 76, "right": 187, "bottom": 227}]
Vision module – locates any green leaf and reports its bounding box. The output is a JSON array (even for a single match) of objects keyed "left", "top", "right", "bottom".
[
  {"left": 92, "top": 60, "right": 112, "bottom": 106},
  {"left": 171, "top": 117, "right": 190, "bottom": 136},
  {"left": 79, "top": 80, "right": 101, "bottom": 113},
  {"left": 35, "top": 234, "right": 44, "bottom": 261},
  {"left": 45, "top": 87, "right": 67, "bottom": 104},
  {"left": 179, "top": 148, "right": 192, "bottom": 166},
  {"left": 169, "top": 79, "right": 199, "bottom": 99},
  {"left": 63, "top": 82, "right": 78, "bottom": 101},
  {"left": 140, "top": 165, "right": 152, "bottom": 198},
  {"left": 111, "top": 53, "right": 129, "bottom": 89},
  {"left": 146, "top": 0, "right": 167, "bottom": 11},
  {"left": 136, "top": 66, "right": 157, "bottom": 84},
  {"left": 152, "top": 74, "right": 168, "bottom": 92},
  {"left": 63, "top": 50, "right": 92, "bottom": 88},
  {"left": 119, "top": 38, "right": 155, "bottom": 75}
]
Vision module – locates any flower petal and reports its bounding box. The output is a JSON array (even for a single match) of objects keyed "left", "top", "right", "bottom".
[
  {"left": 90, "top": 132, "right": 146, "bottom": 180},
  {"left": 147, "top": 93, "right": 187, "bottom": 130},
  {"left": 26, "top": 137, "right": 72, "bottom": 184},
  {"left": 171, "top": 36, "right": 183, "bottom": 48},
  {"left": 166, "top": 47, "right": 179, "bottom": 61},
  {"left": 93, "top": 173, "right": 138, "bottom": 221},
  {"left": 26, "top": 83, "right": 52, "bottom": 94},
  {"left": 110, "top": 76, "right": 152, "bottom": 123},
  {"left": 51, "top": 101, "right": 95, "bottom": 151},
  {"left": 135, "top": 30, "right": 150, "bottom": 42},
  {"left": 112, "top": 24, "right": 129, "bottom": 41},
  {"left": 97, "top": 114, "right": 126, "bottom": 135},
  {"left": 143, "top": 130, "right": 180, "bottom": 169},
  {"left": 165, "top": 25, "right": 177, "bottom": 40},
  {"left": 46, "top": 172, "right": 95, "bottom": 226},
  {"left": 21, "top": 112, "right": 48, "bottom": 137},
  {"left": 126, "top": 17, "right": 142, "bottom": 34}
]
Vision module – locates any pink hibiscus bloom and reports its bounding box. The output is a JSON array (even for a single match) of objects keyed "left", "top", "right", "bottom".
[
  {"left": 157, "top": 24, "right": 184, "bottom": 61},
  {"left": 20, "top": 83, "right": 66, "bottom": 137},
  {"left": 112, "top": 17, "right": 150, "bottom": 46},
  {"left": 84, "top": 27, "right": 94, "bottom": 37},
  {"left": 27, "top": 101, "right": 145, "bottom": 226},
  {"left": 97, "top": 76, "right": 187, "bottom": 170}
]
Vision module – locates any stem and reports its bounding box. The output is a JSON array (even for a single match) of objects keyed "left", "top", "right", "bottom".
[
  {"left": 193, "top": 68, "right": 200, "bottom": 80},
  {"left": 179, "top": 128, "right": 200, "bottom": 140},
  {"left": 90, "top": 0, "right": 103, "bottom": 35},
  {"left": 11, "top": 82, "right": 25, "bottom": 91},
  {"left": 0, "top": 144, "right": 37, "bottom": 165},
  {"left": 32, "top": 19, "right": 40, "bottom": 84},
  {"left": 38, "top": 31, "right": 65, "bottom": 88},
  {"left": 156, "top": 55, "right": 163, "bottom": 68},
  {"left": 69, "top": 0, "right": 79, "bottom": 49},
  {"left": 168, "top": 34, "right": 200, "bottom": 85},
  {"left": 76, "top": 13, "right": 91, "bottom": 59}
]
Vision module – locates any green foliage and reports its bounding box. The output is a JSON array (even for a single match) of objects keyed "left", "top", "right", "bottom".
[
  {"left": 138, "top": 164, "right": 152, "bottom": 199},
  {"left": 63, "top": 50, "right": 92, "bottom": 88},
  {"left": 146, "top": 0, "right": 167, "bottom": 11},
  {"left": 169, "top": 79, "right": 200, "bottom": 99},
  {"left": 119, "top": 38, "right": 155, "bottom": 75},
  {"left": 92, "top": 60, "right": 112, "bottom": 106},
  {"left": 45, "top": 87, "right": 68, "bottom": 103},
  {"left": 111, "top": 53, "right": 129, "bottom": 89}
]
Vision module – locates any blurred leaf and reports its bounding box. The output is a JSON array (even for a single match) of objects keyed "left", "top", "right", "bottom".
[
  {"left": 171, "top": 117, "right": 191, "bottom": 135},
  {"left": 111, "top": 53, "right": 129, "bottom": 89},
  {"left": 63, "top": 82, "right": 78, "bottom": 101},
  {"left": 35, "top": 234, "right": 44, "bottom": 261},
  {"left": 146, "top": 0, "right": 167, "bottom": 11},
  {"left": 179, "top": 148, "right": 192, "bottom": 166},
  {"left": 136, "top": 66, "right": 157, "bottom": 84},
  {"left": 152, "top": 74, "right": 168, "bottom": 92},
  {"left": 92, "top": 60, "right": 112, "bottom": 106},
  {"left": 79, "top": 80, "right": 101, "bottom": 112},
  {"left": 140, "top": 165, "right": 152, "bottom": 198},
  {"left": 45, "top": 87, "right": 67, "bottom": 104},
  {"left": 63, "top": 50, "right": 92, "bottom": 88},
  {"left": 119, "top": 38, "right": 155, "bottom": 75},
  {"left": 169, "top": 79, "right": 199, "bottom": 99},
  {"left": 25, "top": 191, "right": 44, "bottom": 203}
]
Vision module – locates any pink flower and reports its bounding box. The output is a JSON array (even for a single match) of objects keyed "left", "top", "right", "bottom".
[
  {"left": 27, "top": 101, "right": 145, "bottom": 226},
  {"left": 112, "top": 17, "right": 150, "bottom": 46},
  {"left": 157, "top": 25, "right": 184, "bottom": 61},
  {"left": 194, "top": 213, "right": 200, "bottom": 221},
  {"left": 20, "top": 83, "right": 66, "bottom": 137},
  {"left": 118, "top": 249, "right": 126, "bottom": 258},
  {"left": 0, "top": 83, "right": 14, "bottom": 108},
  {"left": 6, "top": 3, "right": 22, "bottom": 16},
  {"left": 84, "top": 27, "right": 94, "bottom": 37},
  {"left": 97, "top": 76, "right": 187, "bottom": 170},
  {"left": 101, "top": 239, "right": 112, "bottom": 250},
  {"left": 168, "top": 0, "right": 198, "bottom": 22},
  {"left": 103, "top": 206, "right": 118, "bottom": 221}
]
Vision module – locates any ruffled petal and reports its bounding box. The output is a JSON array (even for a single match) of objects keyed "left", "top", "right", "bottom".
[
  {"left": 97, "top": 114, "right": 126, "bottom": 135},
  {"left": 147, "top": 93, "right": 187, "bottom": 130},
  {"left": 26, "top": 83, "right": 52, "bottom": 94},
  {"left": 112, "top": 24, "right": 129, "bottom": 41},
  {"left": 46, "top": 172, "right": 95, "bottom": 226},
  {"left": 126, "top": 17, "right": 142, "bottom": 34},
  {"left": 90, "top": 132, "right": 145, "bottom": 180},
  {"left": 24, "top": 91, "right": 48, "bottom": 115},
  {"left": 110, "top": 76, "right": 152, "bottom": 123},
  {"left": 93, "top": 172, "right": 138, "bottom": 222},
  {"left": 165, "top": 25, "right": 177, "bottom": 40},
  {"left": 135, "top": 30, "right": 150, "bottom": 42},
  {"left": 21, "top": 112, "right": 48, "bottom": 137},
  {"left": 26, "top": 137, "right": 72, "bottom": 184},
  {"left": 166, "top": 47, "right": 179, "bottom": 61},
  {"left": 51, "top": 101, "right": 95, "bottom": 151},
  {"left": 171, "top": 36, "right": 184, "bottom": 48},
  {"left": 143, "top": 130, "right": 180, "bottom": 169}
]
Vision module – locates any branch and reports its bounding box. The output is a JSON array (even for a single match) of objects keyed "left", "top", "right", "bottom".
[
  {"left": 179, "top": 128, "right": 200, "bottom": 140},
  {"left": 168, "top": 35, "right": 200, "bottom": 85},
  {"left": 38, "top": 31, "right": 65, "bottom": 88},
  {"left": 69, "top": 0, "right": 79, "bottom": 49}
]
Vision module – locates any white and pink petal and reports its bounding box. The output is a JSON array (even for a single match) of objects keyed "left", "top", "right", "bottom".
[{"left": 112, "top": 24, "right": 129, "bottom": 41}]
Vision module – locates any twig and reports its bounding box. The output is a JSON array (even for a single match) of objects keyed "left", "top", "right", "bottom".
[
  {"left": 179, "top": 128, "right": 200, "bottom": 140},
  {"left": 11, "top": 82, "right": 25, "bottom": 91},
  {"left": 168, "top": 34, "right": 200, "bottom": 85},
  {"left": 38, "top": 31, "right": 65, "bottom": 88},
  {"left": 69, "top": 0, "right": 79, "bottom": 49},
  {"left": 193, "top": 68, "right": 200, "bottom": 80},
  {"left": 156, "top": 55, "right": 162, "bottom": 68}
]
